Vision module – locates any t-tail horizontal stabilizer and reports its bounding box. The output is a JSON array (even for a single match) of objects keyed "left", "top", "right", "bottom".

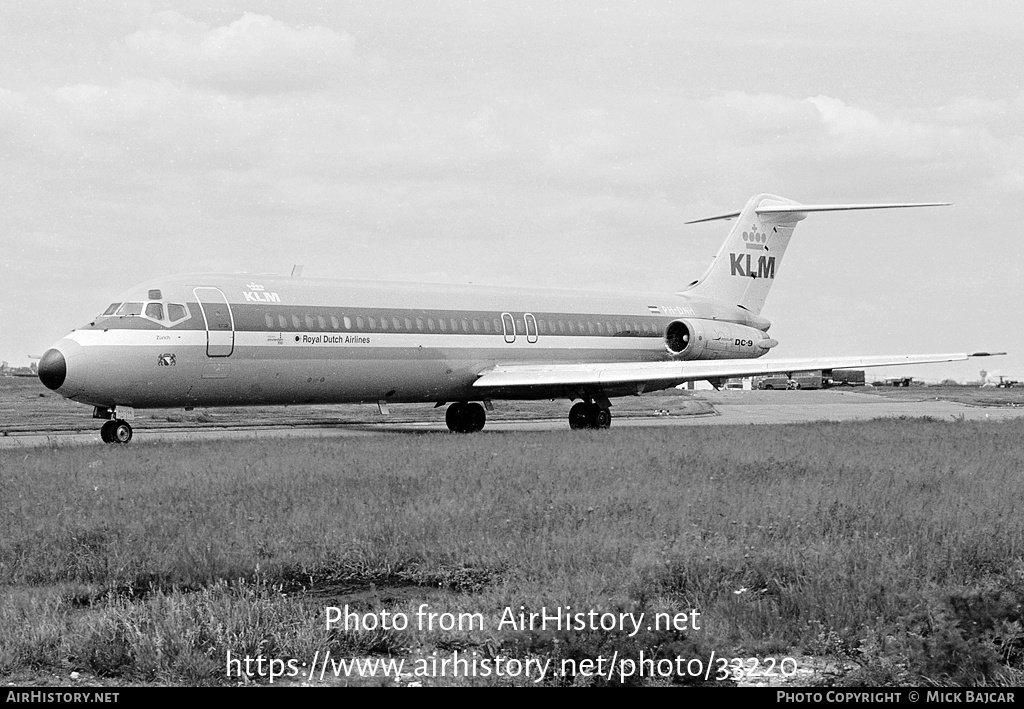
[
  {"left": 679, "top": 194, "right": 951, "bottom": 316},
  {"left": 683, "top": 201, "right": 952, "bottom": 224}
]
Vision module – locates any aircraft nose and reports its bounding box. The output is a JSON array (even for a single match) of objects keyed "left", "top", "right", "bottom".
[{"left": 38, "top": 348, "right": 67, "bottom": 390}]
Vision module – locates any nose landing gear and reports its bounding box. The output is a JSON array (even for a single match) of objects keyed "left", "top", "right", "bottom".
[
  {"left": 99, "top": 419, "right": 133, "bottom": 444},
  {"left": 95, "top": 406, "right": 134, "bottom": 444}
]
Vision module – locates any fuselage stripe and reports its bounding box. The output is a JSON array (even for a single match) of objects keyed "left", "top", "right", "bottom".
[{"left": 88, "top": 302, "right": 680, "bottom": 339}]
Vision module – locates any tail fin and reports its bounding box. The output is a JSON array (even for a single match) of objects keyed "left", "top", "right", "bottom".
[{"left": 680, "top": 194, "right": 949, "bottom": 315}]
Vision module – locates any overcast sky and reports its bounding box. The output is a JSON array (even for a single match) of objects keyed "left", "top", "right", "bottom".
[{"left": 2, "top": 1, "right": 1021, "bottom": 382}]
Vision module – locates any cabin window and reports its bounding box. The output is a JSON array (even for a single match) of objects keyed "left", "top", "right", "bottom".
[
  {"left": 472, "top": 319, "right": 481, "bottom": 332},
  {"left": 416, "top": 317, "right": 424, "bottom": 331},
  {"left": 305, "top": 315, "right": 315, "bottom": 329},
  {"left": 102, "top": 303, "right": 121, "bottom": 316},
  {"left": 368, "top": 316, "right": 377, "bottom": 330},
  {"left": 404, "top": 317, "right": 413, "bottom": 330},
  {"left": 167, "top": 303, "right": 188, "bottom": 323},
  {"left": 515, "top": 318, "right": 525, "bottom": 333},
  {"left": 483, "top": 319, "right": 492, "bottom": 333},
  {"left": 492, "top": 318, "right": 501, "bottom": 332},
  {"left": 461, "top": 319, "right": 470, "bottom": 333},
  {"left": 265, "top": 313, "right": 274, "bottom": 329},
  {"left": 278, "top": 314, "right": 288, "bottom": 329},
  {"left": 291, "top": 315, "right": 301, "bottom": 330},
  {"left": 439, "top": 318, "right": 447, "bottom": 332},
  {"left": 356, "top": 316, "right": 364, "bottom": 330},
  {"left": 379, "top": 317, "right": 388, "bottom": 331},
  {"left": 116, "top": 302, "right": 143, "bottom": 316},
  {"left": 317, "top": 315, "right": 326, "bottom": 329},
  {"left": 450, "top": 318, "right": 458, "bottom": 332},
  {"left": 427, "top": 318, "right": 435, "bottom": 331},
  {"left": 344, "top": 316, "right": 352, "bottom": 329},
  {"left": 331, "top": 316, "right": 339, "bottom": 329},
  {"left": 145, "top": 302, "right": 164, "bottom": 321}
]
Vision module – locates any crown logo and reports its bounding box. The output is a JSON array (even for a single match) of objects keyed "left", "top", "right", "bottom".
[
  {"left": 741, "top": 226, "right": 770, "bottom": 250},
  {"left": 741, "top": 227, "right": 766, "bottom": 244},
  {"left": 246, "top": 283, "right": 265, "bottom": 291}
]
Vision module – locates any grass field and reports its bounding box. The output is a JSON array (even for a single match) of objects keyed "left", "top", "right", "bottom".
[
  {"left": 3, "top": 402, "right": 1024, "bottom": 686},
  {"left": 865, "top": 383, "right": 1024, "bottom": 408}
]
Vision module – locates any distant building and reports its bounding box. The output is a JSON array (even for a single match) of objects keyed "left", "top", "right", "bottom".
[{"left": 2, "top": 361, "right": 38, "bottom": 377}]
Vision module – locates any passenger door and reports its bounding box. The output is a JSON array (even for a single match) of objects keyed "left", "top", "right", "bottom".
[{"left": 193, "top": 287, "right": 235, "bottom": 357}]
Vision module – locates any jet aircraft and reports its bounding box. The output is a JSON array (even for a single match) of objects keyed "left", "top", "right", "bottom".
[{"left": 37, "top": 193, "right": 995, "bottom": 442}]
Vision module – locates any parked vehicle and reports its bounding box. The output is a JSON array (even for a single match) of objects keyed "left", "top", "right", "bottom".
[
  {"left": 828, "top": 369, "right": 865, "bottom": 386},
  {"left": 756, "top": 376, "right": 796, "bottom": 390}
]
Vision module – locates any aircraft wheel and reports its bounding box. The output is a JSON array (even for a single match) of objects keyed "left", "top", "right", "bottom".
[
  {"left": 465, "top": 402, "right": 486, "bottom": 432},
  {"left": 100, "top": 420, "right": 116, "bottom": 443},
  {"left": 110, "top": 420, "right": 133, "bottom": 444},
  {"left": 446, "top": 403, "right": 485, "bottom": 433},
  {"left": 568, "top": 402, "right": 591, "bottom": 430},
  {"left": 445, "top": 403, "right": 467, "bottom": 432},
  {"left": 591, "top": 406, "right": 612, "bottom": 429}
]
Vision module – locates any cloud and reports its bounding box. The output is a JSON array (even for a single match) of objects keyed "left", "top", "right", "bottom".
[{"left": 120, "top": 11, "right": 360, "bottom": 92}]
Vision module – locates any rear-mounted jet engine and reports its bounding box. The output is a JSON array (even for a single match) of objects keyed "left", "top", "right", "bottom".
[{"left": 664, "top": 319, "right": 777, "bottom": 360}]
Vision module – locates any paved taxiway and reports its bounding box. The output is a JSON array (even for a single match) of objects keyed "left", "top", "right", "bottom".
[{"left": 2, "top": 390, "right": 1022, "bottom": 448}]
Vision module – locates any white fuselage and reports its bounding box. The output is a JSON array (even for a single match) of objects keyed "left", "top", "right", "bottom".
[{"left": 42, "top": 273, "right": 772, "bottom": 409}]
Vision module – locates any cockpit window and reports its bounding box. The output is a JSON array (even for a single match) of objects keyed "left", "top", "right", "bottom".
[
  {"left": 116, "top": 302, "right": 144, "bottom": 316},
  {"left": 167, "top": 303, "right": 188, "bottom": 324},
  {"left": 105, "top": 300, "right": 187, "bottom": 325}
]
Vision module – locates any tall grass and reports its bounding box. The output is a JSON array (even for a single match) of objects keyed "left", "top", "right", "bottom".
[{"left": 2, "top": 418, "right": 1024, "bottom": 684}]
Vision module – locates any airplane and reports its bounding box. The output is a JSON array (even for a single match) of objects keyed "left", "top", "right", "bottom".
[{"left": 36, "top": 193, "right": 999, "bottom": 443}]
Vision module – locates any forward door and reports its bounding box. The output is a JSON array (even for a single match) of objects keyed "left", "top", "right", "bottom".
[{"left": 193, "top": 287, "right": 235, "bottom": 357}]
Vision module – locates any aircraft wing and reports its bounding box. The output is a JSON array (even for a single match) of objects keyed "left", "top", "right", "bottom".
[{"left": 473, "top": 352, "right": 999, "bottom": 390}]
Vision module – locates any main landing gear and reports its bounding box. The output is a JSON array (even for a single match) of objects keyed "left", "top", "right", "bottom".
[
  {"left": 99, "top": 419, "right": 133, "bottom": 444},
  {"left": 568, "top": 402, "right": 612, "bottom": 430},
  {"left": 446, "top": 402, "right": 486, "bottom": 433}
]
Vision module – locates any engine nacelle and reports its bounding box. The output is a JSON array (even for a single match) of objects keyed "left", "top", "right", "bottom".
[{"left": 664, "top": 319, "right": 777, "bottom": 360}]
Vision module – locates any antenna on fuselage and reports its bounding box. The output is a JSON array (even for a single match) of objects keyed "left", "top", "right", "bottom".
[{"left": 291, "top": 264, "right": 304, "bottom": 277}]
